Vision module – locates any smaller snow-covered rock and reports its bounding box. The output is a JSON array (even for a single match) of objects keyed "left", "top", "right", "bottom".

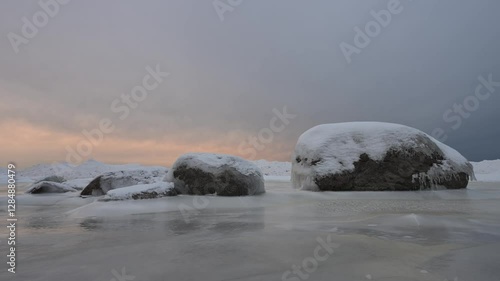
[
  {"left": 166, "top": 153, "right": 265, "bottom": 196},
  {"left": 80, "top": 168, "right": 167, "bottom": 196},
  {"left": 26, "top": 181, "right": 77, "bottom": 194},
  {"left": 35, "top": 175, "right": 66, "bottom": 183},
  {"left": 101, "top": 182, "right": 177, "bottom": 201}
]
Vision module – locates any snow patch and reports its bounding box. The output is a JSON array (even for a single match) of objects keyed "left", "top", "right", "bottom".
[{"left": 102, "top": 182, "right": 176, "bottom": 201}]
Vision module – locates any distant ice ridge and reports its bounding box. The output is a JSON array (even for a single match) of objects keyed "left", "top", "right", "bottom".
[
  {"left": 471, "top": 159, "right": 500, "bottom": 182},
  {"left": 252, "top": 160, "right": 291, "bottom": 177},
  {"left": 473, "top": 159, "right": 500, "bottom": 174},
  {"left": 18, "top": 159, "right": 167, "bottom": 181},
  {"left": 13, "top": 159, "right": 292, "bottom": 182}
]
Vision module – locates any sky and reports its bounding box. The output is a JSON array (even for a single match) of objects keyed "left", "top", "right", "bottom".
[{"left": 1, "top": 0, "right": 499, "bottom": 168}]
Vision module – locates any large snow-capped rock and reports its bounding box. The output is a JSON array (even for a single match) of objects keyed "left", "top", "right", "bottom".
[
  {"left": 166, "top": 153, "right": 265, "bottom": 196},
  {"left": 292, "top": 122, "right": 475, "bottom": 191},
  {"left": 26, "top": 181, "right": 77, "bottom": 194},
  {"left": 80, "top": 168, "right": 167, "bottom": 196},
  {"left": 101, "top": 182, "right": 177, "bottom": 201}
]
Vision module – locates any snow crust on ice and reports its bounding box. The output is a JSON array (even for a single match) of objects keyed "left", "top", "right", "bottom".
[
  {"left": 66, "top": 180, "right": 500, "bottom": 219},
  {"left": 292, "top": 122, "right": 475, "bottom": 189},
  {"left": 102, "top": 182, "right": 175, "bottom": 201}
]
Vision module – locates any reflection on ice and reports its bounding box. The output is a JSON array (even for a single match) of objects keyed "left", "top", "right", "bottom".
[{"left": 0, "top": 180, "right": 499, "bottom": 281}]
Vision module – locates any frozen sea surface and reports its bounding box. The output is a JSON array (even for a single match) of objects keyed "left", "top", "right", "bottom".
[{"left": 1, "top": 181, "right": 500, "bottom": 281}]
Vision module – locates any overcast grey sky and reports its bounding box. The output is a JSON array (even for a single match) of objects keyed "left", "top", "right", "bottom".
[{"left": 1, "top": 0, "right": 499, "bottom": 167}]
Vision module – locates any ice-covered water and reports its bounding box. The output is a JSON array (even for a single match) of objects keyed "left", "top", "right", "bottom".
[{"left": 1, "top": 181, "right": 499, "bottom": 281}]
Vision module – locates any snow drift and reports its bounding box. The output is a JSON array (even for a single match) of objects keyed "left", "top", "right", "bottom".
[
  {"left": 292, "top": 122, "right": 475, "bottom": 191},
  {"left": 102, "top": 182, "right": 177, "bottom": 201}
]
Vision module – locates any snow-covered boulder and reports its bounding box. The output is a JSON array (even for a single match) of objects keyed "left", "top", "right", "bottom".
[
  {"left": 35, "top": 175, "right": 66, "bottom": 183},
  {"left": 80, "top": 168, "right": 167, "bottom": 196},
  {"left": 292, "top": 122, "right": 475, "bottom": 191},
  {"left": 26, "top": 181, "right": 77, "bottom": 194},
  {"left": 166, "top": 153, "right": 265, "bottom": 196},
  {"left": 101, "top": 182, "right": 177, "bottom": 201}
]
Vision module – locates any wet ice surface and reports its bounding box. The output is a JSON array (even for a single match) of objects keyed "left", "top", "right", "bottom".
[{"left": 1, "top": 181, "right": 500, "bottom": 281}]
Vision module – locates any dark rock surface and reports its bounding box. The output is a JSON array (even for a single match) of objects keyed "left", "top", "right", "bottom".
[
  {"left": 314, "top": 150, "right": 470, "bottom": 191},
  {"left": 166, "top": 153, "right": 265, "bottom": 196}
]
